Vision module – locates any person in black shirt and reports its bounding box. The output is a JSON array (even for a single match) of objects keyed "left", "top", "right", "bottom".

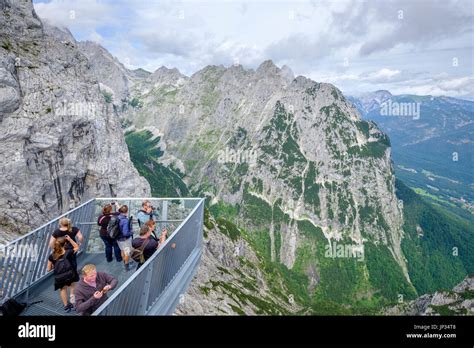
[
  {"left": 49, "top": 217, "right": 83, "bottom": 305},
  {"left": 47, "top": 235, "right": 80, "bottom": 312},
  {"left": 97, "top": 204, "right": 122, "bottom": 263}
]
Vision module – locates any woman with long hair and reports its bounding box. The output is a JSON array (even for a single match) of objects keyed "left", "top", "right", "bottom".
[
  {"left": 47, "top": 236, "right": 80, "bottom": 313},
  {"left": 97, "top": 204, "right": 122, "bottom": 263},
  {"left": 49, "top": 217, "right": 83, "bottom": 304}
]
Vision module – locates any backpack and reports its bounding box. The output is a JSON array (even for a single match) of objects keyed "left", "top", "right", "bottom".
[
  {"left": 0, "top": 299, "right": 44, "bottom": 316},
  {"left": 53, "top": 255, "right": 75, "bottom": 283},
  {"left": 107, "top": 215, "right": 121, "bottom": 239},
  {"left": 130, "top": 238, "right": 149, "bottom": 264},
  {"left": 0, "top": 299, "right": 27, "bottom": 316}
]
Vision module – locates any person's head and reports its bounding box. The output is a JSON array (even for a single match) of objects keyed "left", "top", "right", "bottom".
[
  {"left": 59, "top": 217, "right": 72, "bottom": 232},
  {"left": 139, "top": 225, "right": 151, "bottom": 237},
  {"left": 82, "top": 264, "right": 97, "bottom": 282},
  {"left": 145, "top": 219, "right": 156, "bottom": 231},
  {"left": 52, "top": 237, "right": 67, "bottom": 260},
  {"left": 118, "top": 205, "right": 128, "bottom": 215},
  {"left": 142, "top": 200, "right": 152, "bottom": 213},
  {"left": 102, "top": 204, "right": 113, "bottom": 215}
]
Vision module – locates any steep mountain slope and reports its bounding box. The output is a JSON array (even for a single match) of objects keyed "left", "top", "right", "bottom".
[
  {"left": 0, "top": 0, "right": 150, "bottom": 242},
  {"left": 125, "top": 130, "right": 301, "bottom": 315},
  {"left": 126, "top": 62, "right": 406, "bottom": 261},
  {"left": 78, "top": 40, "right": 151, "bottom": 107},
  {"left": 348, "top": 91, "right": 474, "bottom": 209},
  {"left": 396, "top": 179, "right": 473, "bottom": 295},
  {"left": 121, "top": 61, "right": 429, "bottom": 311},
  {"left": 125, "top": 129, "right": 473, "bottom": 314}
]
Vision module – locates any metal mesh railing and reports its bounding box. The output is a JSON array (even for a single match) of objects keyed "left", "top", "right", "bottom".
[{"left": 0, "top": 199, "right": 96, "bottom": 301}]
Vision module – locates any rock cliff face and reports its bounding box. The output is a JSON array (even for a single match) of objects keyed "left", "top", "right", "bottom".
[
  {"left": 124, "top": 61, "right": 408, "bottom": 275},
  {"left": 175, "top": 213, "right": 300, "bottom": 315},
  {"left": 385, "top": 276, "right": 474, "bottom": 316},
  {"left": 0, "top": 0, "right": 150, "bottom": 241},
  {"left": 77, "top": 40, "right": 151, "bottom": 107},
  {"left": 122, "top": 61, "right": 421, "bottom": 313}
]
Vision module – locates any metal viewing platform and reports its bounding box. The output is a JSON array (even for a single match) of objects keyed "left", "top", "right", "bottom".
[{"left": 0, "top": 197, "right": 205, "bottom": 315}]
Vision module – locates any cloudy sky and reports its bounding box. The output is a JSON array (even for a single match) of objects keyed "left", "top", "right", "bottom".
[{"left": 33, "top": 0, "right": 473, "bottom": 99}]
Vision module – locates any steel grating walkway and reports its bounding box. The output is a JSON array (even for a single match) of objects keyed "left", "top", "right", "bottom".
[{"left": 20, "top": 252, "right": 134, "bottom": 316}]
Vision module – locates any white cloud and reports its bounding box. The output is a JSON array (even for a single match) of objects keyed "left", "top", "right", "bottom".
[
  {"left": 365, "top": 69, "right": 401, "bottom": 83},
  {"left": 33, "top": 0, "right": 474, "bottom": 99}
]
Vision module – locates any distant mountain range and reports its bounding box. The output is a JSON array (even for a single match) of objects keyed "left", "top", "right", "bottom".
[{"left": 348, "top": 91, "right": 474, "bottom": 215}]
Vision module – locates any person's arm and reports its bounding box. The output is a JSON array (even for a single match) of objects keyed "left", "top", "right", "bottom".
[
  {"left": 65, "top": 235, "right": 79, "bottom": 253},
  {"left": 75, "top": 290, "right": 101, "bottom": 314},
  {"left": 101, "top": 272, "right": 118, "bottom": 291},
  {"left": 47, "top": 260, "right": 53, "bottom": 272},
  {"left": 121, "top": 219, "right": 131, "bottom": 238},
  {"left": 48, "top": 235, "right": 56, "bottom": 249},
  {"left": 76, "top": 230, "right": 84, "bottom": 245}
]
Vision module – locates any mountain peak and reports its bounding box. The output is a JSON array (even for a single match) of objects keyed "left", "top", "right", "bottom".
[
  {"left": 153, "top": 65, "right": 179, "bottom": 74},
  {"left": 256, "top": 60, "right": 279, "bottom": 74},
  {"left": 43, "top": 20, "right": 76, "bottom": 44},
  {"left": 131, "top": 68, "right": 151, "bottom": 79},
  {"left": 370, "top": 89, "right": 393, "bottom": 99},
  {"left": 150, "top": 66, "right": 185, "bottom": 81},
  {"left": 374, "top": 89, "right": 392, "bottom": 94}
]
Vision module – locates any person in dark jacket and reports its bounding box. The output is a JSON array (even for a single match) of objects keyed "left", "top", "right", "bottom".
[
  {"left": 97, "top": 204, "right": 122, "bottom": 263},
  {"left": 74, "top": 264, "right": 118, "bottom": 316}
]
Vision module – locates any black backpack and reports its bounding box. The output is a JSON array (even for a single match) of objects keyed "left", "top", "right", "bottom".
[
  {"left": 53, "top": 255, "right": 75, "bottom": 283},
  {"left": 107, "top": 215, "right": 121, "bottom": 239},
  {"left": 0, "top": 299, "right": 44, "bottom": 316},
  {"left": 0, "top": 299, "right": 27, "bottom": 316}
]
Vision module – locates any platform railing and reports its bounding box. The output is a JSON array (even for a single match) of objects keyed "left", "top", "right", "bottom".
[{"left": 0, "top": 199, "right": 96, "bottom": 302}]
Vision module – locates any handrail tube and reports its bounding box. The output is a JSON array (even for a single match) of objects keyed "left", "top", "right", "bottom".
[{"left": 3, "top": 198, "right": 95, "bottom": 246}]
